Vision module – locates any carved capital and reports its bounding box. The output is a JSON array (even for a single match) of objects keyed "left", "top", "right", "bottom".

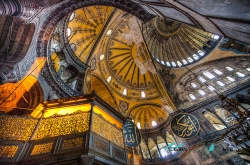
[{"left": 80, "top": 155, "right": 95, "bottom": 165}]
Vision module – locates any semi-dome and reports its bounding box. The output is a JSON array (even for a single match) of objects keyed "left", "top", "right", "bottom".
[{"left": 142, "top": 17, "right": 222, "bottom": 68}]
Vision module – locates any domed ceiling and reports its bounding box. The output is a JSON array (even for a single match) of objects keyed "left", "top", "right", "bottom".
[
  {"left": 48, "top": 5, "right": 226, "bottom": 129},
  {"left": 142, "top": 17, "right": 222, "bottom": 68},
  {"left": 67, "top": 6, "right": 115, "bottom": 63}
]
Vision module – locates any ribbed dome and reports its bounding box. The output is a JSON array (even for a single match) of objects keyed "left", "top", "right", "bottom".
[{"left": 142, "top": 17, "right": 221, "bottom": 68}]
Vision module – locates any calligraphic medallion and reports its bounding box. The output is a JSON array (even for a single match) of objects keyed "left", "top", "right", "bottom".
[
  {"left": 171, "top": 113, "right": 200, "bottom": 139},
  {"left": 122, "top": 120, "right": 141, "bottom": 147}
]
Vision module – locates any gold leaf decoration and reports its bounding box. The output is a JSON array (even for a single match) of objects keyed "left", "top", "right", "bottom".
[
  {"left": 92, "top": 113, "right": 124, "bottom": 148},
  {"left": 33, "top": 112, "right": 90, "bottom": 140},
  {"left": 31, "top": 143, "right": 53, "bottom": 155},
  {"left": 0, "top": 115, "right": 38, "bottom": 140},
  {"left": 0, "top": 145, "right": 18, "bottom": 158}
]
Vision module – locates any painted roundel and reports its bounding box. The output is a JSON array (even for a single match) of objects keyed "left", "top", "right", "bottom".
[
  {"left": 171, "top": 113, "right": 200, "bottom": 139},
  {"left": 105, "top": 21, "right": 154, "bottom": 90}
]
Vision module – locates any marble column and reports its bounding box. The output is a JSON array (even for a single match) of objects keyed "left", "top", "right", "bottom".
[{"left": 0, "top": 0, "right": 22, "bottom": 16}]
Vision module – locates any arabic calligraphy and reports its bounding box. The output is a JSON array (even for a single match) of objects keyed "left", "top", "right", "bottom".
[
  {"left": 171, "top": 113, "right": 200, "bottom": 139},
  {"left": 123, "top": 120, "right": 141, "bottom": 147}
]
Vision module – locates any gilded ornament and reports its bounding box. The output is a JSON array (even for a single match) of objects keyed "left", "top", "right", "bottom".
[{"left": 31, "top": 143, "right": 53, "bottom": 155}]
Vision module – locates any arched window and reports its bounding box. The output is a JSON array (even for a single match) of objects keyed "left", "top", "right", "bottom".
[
  {"left": 226, "top": 76, "right": 235, "bottom": 82},
  {"left": 69, "top": 12, "right": 75, "bottom": 21},
  {"left": 203, "top": 110, "right": 226, "bottom": 131},
  {"left": 226, "top": 67, "right": 233, "bottom": 71},
  {"left": 191, "top": 82, "right": 197, "bottom": 88},
  {"left": 161, "top": 61, "right": 165, "bottom": 65},
  {"left": 189, "top": 94, "right": 196, "bottom": 100},
  {"left": 236, "top": 72, "right": 245, "bottom": 77},
  {"left": 198, "top": 76, "right": 206, "bottom": 83},
  {"left": 203, "top": 71, "right": 215, "bottom": 79},
  {"left": 67, "top": 28, "right": 71, "bottom": 37},
  {"left": 152, "top": 120, "right": 157, "bottom": 127},
  {"left": 166, "top": 62, "right": 171, "bottom": 67},
  {"left": 211, "top": 34, "right": 220, "bottom": 40},
  {"left": 207, "top": 85, "right": 215, "bottom": 91},
  {"left": 199, "top": 90, "right": 206, "bottom": 96},
  {"left": 177, "top": 61, "right": 182, "bottom": 67},
  {"left": 141, "top": 91, "right": 146, "bottom": 98},
  {"left": 198, "top": 50, "right": 205, "bottom": 56},
  {"left": 188, "top": 57, "right": 194, "bottom": 62},
  {"left": 106, "top": 29, "right": 112, "bottom": 35},
  {"left": 123, "top": 88, "right": 127, "bottom": 95},
  {"left": 171, "top": 62, "right": 176, "bottom": 67},
  {"left": 100, "top": 54, "right": 105, "bottom": 61},
  {"left": 193, "top": 54, "right": 199, "bottom": 60},
  {"left": 182, "top": 59, "right": 187, "bottom": 65},
  {"left": 217, "top": 81, "right": 225, "bottom": 86},
  {"left": 160, "top": 148, "right": 168, "bottom": 157},
  {"left": 213, "top": 69, "right": 223, "bottom": 75},
  {"left": 107, "top": 76, "right": 111, "bottom": 83},
  {"left": 137, "top": 122, "right": 141, "bottom": 129}
]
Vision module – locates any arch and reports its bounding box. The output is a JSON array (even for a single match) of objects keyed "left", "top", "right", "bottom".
[
  {"left": 140, "top": 139, "right": 151, "bottom": 159},
  {"left": 148, "top": 138, "right": 160, "bottom": 159},
  {"left": 0, "top": 17, "right": 35, "bottom": 67},
  {"left": 91, "top": 74, "right": 118, "bottom": 110},
  {"left": 203, "top": 110, "right": 226, "bottom": 130}
]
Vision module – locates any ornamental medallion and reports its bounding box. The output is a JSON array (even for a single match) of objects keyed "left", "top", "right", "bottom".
[{"left": 171, "top": 113, "right": 200, "bottom": 139}]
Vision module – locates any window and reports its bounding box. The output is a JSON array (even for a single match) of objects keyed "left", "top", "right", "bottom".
[
  {"left": 217, "top": 81, "right": 225, "bottom": 86},
  {"left": 191, "top": 82, "right": 197, "bottom": 88},
  {"left": 161, "top": 61, "right": 165, "bottom": 65},
  {"left": 193, "top": 54, "right": 199, "bottom": 60},
  {"left": 152, "top": 121, "right": 157, "bottom": 127},
  {"left": 69, "top": 12, "right": 75, "bottom": 21},
  {"left": 207, "top": 85, "right": 215, "bottom": 91},
  {"left": 198, "top": 76, "right": 206, "bottom": 83},
  {"left": 106, "top": 29, "right": 112, "bottom": 35},
  {"left": 67, "top": 28, "right": 71, "bottom": 37},
  {"left": 189, "top": 94, "right": 196, "bottom": 100},
  {"left": 199, "top": 90, "right": 206, "bottom": 96},
  {"left": 198, "top": 50, "right": 205, "bottom": 56},
  {"left": 226, "top": 76, "right": 235, "bottom": 82},
  {"left": 123, "top": 89, "right": 127, "bottom": 95},
  {"left": 236, "top": 72, "right": 245, "bottom": 77},
  {"left": 226, "top": 67, "right": 233, "bottom": 71},
  {"left": 213, "top": 69, "right": 223, "bottom": 75},
  {"left": 160, "top": 148, "right": 168, "bottom": 157},
  {"left": 107, "top": 76, "right": 111, "bottom": 83},
  {"left": 182, "top": 59, "right": 187, "bottom": 65},
  {"left": 171, "top": 62, "right": 176, "bottom": 67},
  {"left": 137, "top": 122, "right": 141, "bottom": 129},
  {"left": 188, "top": 57, "right": 194, "bottom": 63},
  {"left": 177, "top": 61, "right": 182, "bottom": 67},
  {"left": 156, "top": 58, "right": 160, "bottom": 62},
  {"left": 100, "top": 54, "right": 105, "bottom": 60},
  {"left": 141, "top": 91, "right": 146, "bottom": 98},
  {"left": 211, "top": 34, "right": 220, "bottom": 40},
  {"left": 203, "top": 71, "right": 215, "bottom": 79},
  {"left": 246, "top": 68, "right": 250, "bottom": 72},
  {"left": 166, "top": 62, "right": 171, "bottom": 67}
]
